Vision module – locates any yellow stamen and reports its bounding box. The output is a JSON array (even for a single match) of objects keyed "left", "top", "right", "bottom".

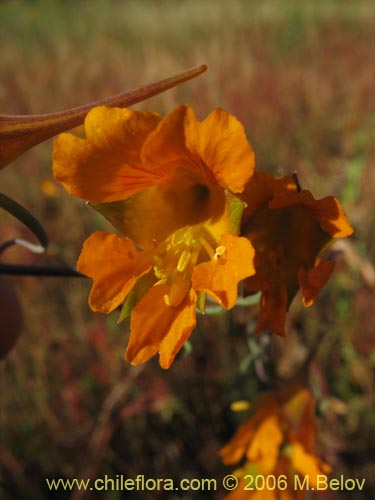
[
  {"left": 154, "top": 265, "right": 167, "bottom": 280},
  {"left": 153, "top": 225, "right": 219, "bottom": 308},
  {"left": 213, "top": 245, "right": 226, "bottom": 262},
  {"left": 215, "top": 245, "right": 226, "bottom": 256},
  {"left": 198, "top": 236, "right": 215, "bottom": 260},
  {"left": 177, "top": 250, "right": 192, "bottom": 272},
  {"left": 154, "top": 278, "right": 167, "bottom": 286}
]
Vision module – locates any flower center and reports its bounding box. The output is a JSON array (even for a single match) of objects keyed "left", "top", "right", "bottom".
[{"left": 152, "top": 225, "right": 217, "bottom": 307}]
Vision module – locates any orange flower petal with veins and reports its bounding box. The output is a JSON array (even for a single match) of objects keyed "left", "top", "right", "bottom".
[
  {"left": 54, "top": 105, "right": 255, "bottom": 207},
  {"left": 192, "top": 234, "right": 255, "bottom": 309},
  {"left": 298, "top": 260, "right": 335, "bottom": 307},
  {"left": 77, "top": 232, "right": 152, "bottom": 313},
  {"left": 126, "top": 285, "right": 197, "bottom": 369},
  {"left": 246, "top": 414, "right": 284, "bottom": 474},
  {"left": 142, "top": 105, "right": 255, "bottom": 193},
  {"left": 185, "top": 107, "right": 255, "bottom": 193},
  {"left": 270, "top": 190, "right": 354, "bottom": 239},
  {"left": 53, "top": 107, "right": 162, "bottom": 202}
]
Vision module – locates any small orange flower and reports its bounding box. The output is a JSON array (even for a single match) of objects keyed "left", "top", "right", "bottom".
[
  {"left": 221, "top": 383, "right": 331, "bottom": 500},
  {"left": 53, "top": 104, "right": 256, "bottom": 368},
  {"left": 240, "top": 172, "right": 354, "bottom": 336}
]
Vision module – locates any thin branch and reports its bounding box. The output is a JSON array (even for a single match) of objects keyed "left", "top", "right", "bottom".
[{"left": 0, "top": 263, "right": 86, "bottom": 278}]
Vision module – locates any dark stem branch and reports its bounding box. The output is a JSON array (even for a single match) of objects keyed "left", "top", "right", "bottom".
[{"left": 0, "top": 263, "right": 86, "bottom": 277}]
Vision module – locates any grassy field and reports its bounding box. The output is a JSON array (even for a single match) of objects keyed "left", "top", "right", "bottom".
[{"left": 1, "top": 1, "right": 374, "bottom": 499}]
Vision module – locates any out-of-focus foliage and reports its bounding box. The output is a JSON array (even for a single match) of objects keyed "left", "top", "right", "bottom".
[{"left": 1, "top": 1, "right": 374, "bottom": 499}]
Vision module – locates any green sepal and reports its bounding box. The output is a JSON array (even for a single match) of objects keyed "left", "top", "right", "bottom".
[
  {"left": 118, "top": 288, "right": 137, "bottom": 324},
  {"left": 225, "top": 191, "right": 246, "bottom": 234},
  {"left": 89, "top": 200, "right": 128, "bottom": 235},
  {"left": 196, "top": 291, "right": 207, "bottom": 314},
  {"left": 204, "top": 304, "right": 226, "bottom": 316},
  {"left": 117, "top": 272, "right": 155, "bottom": 323}
]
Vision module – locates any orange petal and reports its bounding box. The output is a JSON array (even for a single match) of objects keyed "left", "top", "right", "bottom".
[
  {"left": 220, "top": 418, "right": 258, "bottom": 465},
  {"left": 125, "top": 285, "right": 197, "bottom": 369},
  {"left": 246, "top": 415, "right": 284, "bottom": 474},
  {"left": 77, "top": 232, "right": 152, "bottom": 313},
  {"left": 192, "top": 234, "right": 255, "bottom": 309},
  {"left": 53, "top": 106, "right": 161, "bottom": 202},
  {"left": 241, "top": 172, "right": 296, "bottom": 230},
  {"left": 269, "top": 190, "right": 354, "bottom": 239},
  {"left": 298, "top": 260, "right": 335, "bottom": 307},
  {"left": 256, "top": 286, "right": 288, "bottom": 336},
  {"left": 291, "top": 443, "right": 331, "bottom": 486},
  {"left": 186, "top": 108, "right": 255, "bottom": 193},
  {"left": 311, "top": 196, "right": 354, "bottom": 238},
  {"left": 142, "top": 105, "right": 255, "bottom": 193},
  {"left": 141, "top": 106, "right": 203, "bottom": 175}
]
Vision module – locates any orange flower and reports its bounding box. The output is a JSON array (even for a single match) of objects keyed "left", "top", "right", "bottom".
[
  {"left": 53, "top": 104, "right": 256, "bottom": 368},
  {"left": 221, "top": 383, "right": 331, "bottom": 500},
  {"left": 240, "top": 172, "right": 354, "bottom": 336}
]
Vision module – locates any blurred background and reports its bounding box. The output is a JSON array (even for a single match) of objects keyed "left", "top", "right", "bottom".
[{"left": 0, "top": 0, "right": 374, "bottom": 498}]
